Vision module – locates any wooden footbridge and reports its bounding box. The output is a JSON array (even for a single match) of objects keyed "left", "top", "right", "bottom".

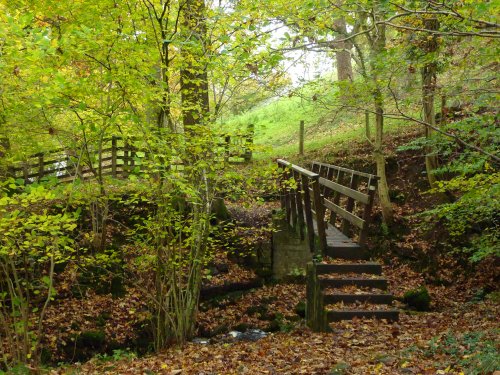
[{"left": 277, "top": 159, "right": 398, "bottom": 331}]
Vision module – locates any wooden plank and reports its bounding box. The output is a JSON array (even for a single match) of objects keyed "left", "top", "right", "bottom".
[
  {"left": 324, "top": 294, "right": 393, "bottom": 305},
  {"left": 319, "top": 177, "right": 369, "bottom": 204},
  {"left": 319, "top": 277, "right": 388, "bottom": 289},
  {"left": 316, "top": 263, "right": 382, "bottom": 275},
  {"left": 323, "top": 198, "right": 365, "bottom": 229},
  {"left": 327, "top": 310, "right": 398, "bottom": 322}
]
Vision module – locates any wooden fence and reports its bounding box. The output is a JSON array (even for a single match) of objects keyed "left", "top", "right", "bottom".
[{"left": 8, "top": 132, "right": 253, "bottom": 184}]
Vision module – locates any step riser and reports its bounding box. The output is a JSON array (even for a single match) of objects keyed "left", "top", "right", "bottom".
[
  {"left": 324, "top": 294, "right": 393, "bottom": 305},
  {"left": 320, "top": 279, "right": 388, "bottom": 289},
  {"left": 327, "top": 310, "right": 399, "bottom": 322},
  {"left": 316, "top": 264, "right": 382, "bottom": 275},
  {"left": 325, "top": 247, "right": 369, "bottom": 260}
]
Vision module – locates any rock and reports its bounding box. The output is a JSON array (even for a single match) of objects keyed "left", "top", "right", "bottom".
[
  {"left": 192, "top": 338, "right": 210, "bottom": 345},
  {"left": 228, "top": 329, "right": 267, "bottom": 342}
]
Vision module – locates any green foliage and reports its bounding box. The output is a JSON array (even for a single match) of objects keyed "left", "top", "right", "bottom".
[
  {"left": 95, "top": 349, "right": 137, "bottom": 363},
  {"left": 401, "top": 113, "right": 500, "bottom": 262},
  {"left": 419, "top": 172, "right": 499, "bottom": 262},
  {"left": 0, "top": 182, "right": 78, "bottom": 369},
  {"left": 329, "top": 362, "right": 351, "bottom": 375},
  {"left": 423, "top": 331, "right": 499, "bottom": 375},
  {"left": 403, "top": 286, "right": 431, "bottom": 311}
]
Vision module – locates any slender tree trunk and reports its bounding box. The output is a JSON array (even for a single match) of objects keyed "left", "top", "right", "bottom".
[
  {"left": 421, "top": 17, "right": 440, "bottom": 188},
  {"left": 369, "top": 19, "right": 393, "bottom": 223},
  {"left": 373, "top": 99, "right": 393, "bottom": 223},
  {"left": 152, "top": 0, "right": 212, "bottom": 348}
]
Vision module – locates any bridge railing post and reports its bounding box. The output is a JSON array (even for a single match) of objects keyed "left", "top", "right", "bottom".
[
  {"left": 358, "top": 177, "right": 378, "bottom": 246},
  {"left": 301, "top": 174, "right": 316, "bottom": 252},
  {"left": 329, "top": 170, "right": 345, "bottom": 225},
  {"left": 306, "top": 262, "right": 328, "bottom": 331},
  {"left": 294, "top": 170, "right": 305, "bottom": 240},
  {"left": 342, "top": 173, "right": 360, "bottom": 236},
  {"left": 311, "top": 175, "right": 327, "bottom": 254}
]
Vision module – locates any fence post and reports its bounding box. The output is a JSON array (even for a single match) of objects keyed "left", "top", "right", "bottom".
[
  {"left": 224, "top": 135, "right": 230, "bottom": 163},
  {"left": 123, "top": 139, "right": 129, "bottom": 177},
  {"left": 299, "top": 120, "right": 304, "bottom": 156},
  {"left": 38, "top": 154, "right": 44, "bottom": 181},
  {"left": 111, "top": 136, "right": 117, "bottom": 177},
  {"left": 22, "top": 162, "right": 29, "bottom": 185},
  {"left": 244, "top": 124, "right": 254, "bottom": 162}
]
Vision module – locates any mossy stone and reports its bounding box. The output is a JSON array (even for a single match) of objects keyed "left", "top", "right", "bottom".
[
  {"left": 294, "top": 301, "right": 306, "bottom": 318},
  {"left": 403, "top": 286, "right": 431, "bottom": 311}
]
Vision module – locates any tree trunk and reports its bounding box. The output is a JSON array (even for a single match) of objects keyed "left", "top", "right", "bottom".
[
  {"left": 334, "top": 17, "right": 353, "bottom": 81},
  {"left": 181, "top": 0, "right": 209, "bottom": 132},
  {"left": 421, "top": 17, "right": 440, "bottom": 189},
  {"left": 151, "top": 0, "right": 212, "bottom": 349},
  {"left": 374, "top": 102, "right": 393, "bottom": 223},
  {"left": 0, "top": 136, "right": 10, "bottom": 179}
]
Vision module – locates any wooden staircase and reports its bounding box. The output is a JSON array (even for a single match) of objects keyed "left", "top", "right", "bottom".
[
  {"left": 318, "top": 257, "right": 398, "bottom": 322},
  {"left": 306, "top": 231, "right": 398, "bottom": 330}
]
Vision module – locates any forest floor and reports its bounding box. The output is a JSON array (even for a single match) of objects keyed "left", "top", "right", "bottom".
[
  {"left": 41, "top": 130, "right": 498, "bottom": 374},
  {"left": 50, "top": 260, "right": 498, "bottom": 374}
]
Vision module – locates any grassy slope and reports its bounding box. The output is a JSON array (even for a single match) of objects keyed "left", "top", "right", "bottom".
[{"left": 224, "top": 84, "right": 416, "bottom": 161}]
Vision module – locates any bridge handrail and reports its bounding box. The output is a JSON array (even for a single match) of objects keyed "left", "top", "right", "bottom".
[
  {"left": 277, "top": 159, "right": 379, "bottom": 254},
  {"left": 277, "top": 159, "right": 319, "bottom": 179}
]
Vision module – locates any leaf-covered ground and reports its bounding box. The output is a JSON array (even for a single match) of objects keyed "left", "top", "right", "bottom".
[{"left": 48, "top": 258, "right": 498, "bottom": 375}]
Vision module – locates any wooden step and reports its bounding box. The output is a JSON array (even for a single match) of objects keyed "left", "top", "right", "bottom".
[
  {"left": 325, "top": 246, "right": 369, "bottom": 260},
  {"left": 316, "top": 263, "right": 382, "bottom": 275},
  {"left": 320, "top": 277, "right": 388, "bottom": 289},
  {"left": 323, "top": 293, "right": 393, "bottom": 305},
  {"left": 327, "top": 309, "right": 399, "bottom": 322}
]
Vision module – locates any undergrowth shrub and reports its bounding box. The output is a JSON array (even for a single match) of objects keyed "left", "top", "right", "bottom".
[
  {"left": 0, "top": 180, "right": 78, "bottom": 370},
  {"left": 399, "top": 114, "right": 499, "bottom": 263}
]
